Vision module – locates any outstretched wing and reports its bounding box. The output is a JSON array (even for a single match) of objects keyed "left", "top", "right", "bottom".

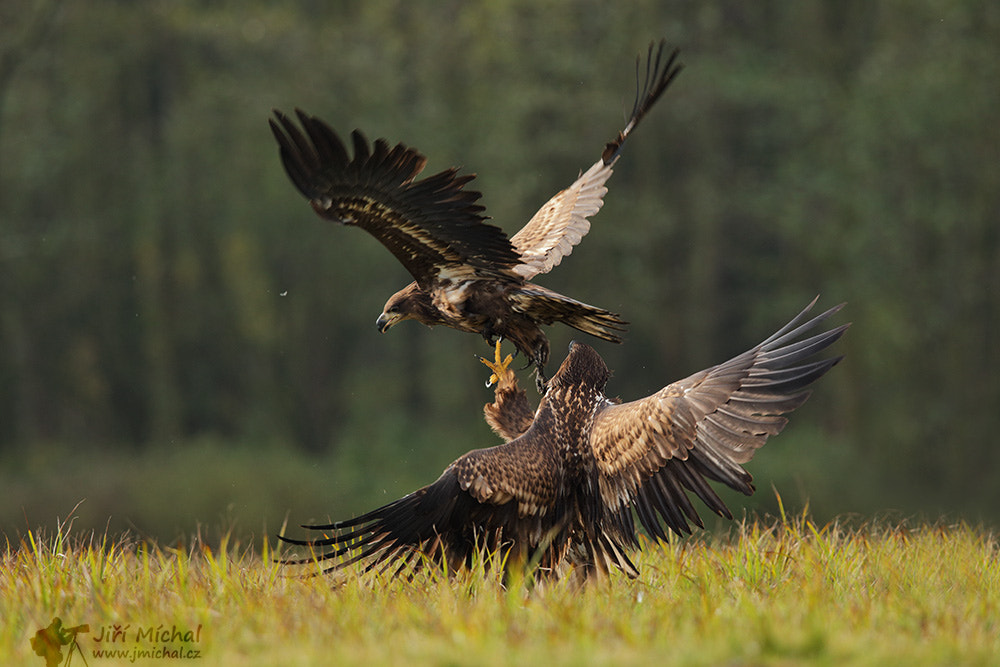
[
  {"left": 589, "top": 298, "right": 848, "bottom": 539},
  {"left": 508, "top": 159, "right": 616, "bottom": 281},
  {"left": 270, "top": 109, "right": 521, "bottom": 290},
  {"left": 279, "top": 431, "right": 564, "bottom": 578},
  {"left": 510, "top": 41, "right": 683, "bottom": 280}
]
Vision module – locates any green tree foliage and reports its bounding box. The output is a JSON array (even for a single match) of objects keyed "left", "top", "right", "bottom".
[{"left": 1, "top": 0, "right": 997, "bottom": 526}]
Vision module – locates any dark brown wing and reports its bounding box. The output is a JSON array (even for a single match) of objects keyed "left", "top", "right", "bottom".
[
  {"left": 270, "top": 109, "right": 522, "bottom": 290},
  {"left": 589, "top": 298, "right": 848, "bottom": 539},
  {"left": 278, "top": 430, "right": 564, "bottom": 578},
  {"left": 451, "top": 434, "right": 562, "bottom": 516},
  {"left": 510, "top": 42, "right": 683, "bottom": 280}
]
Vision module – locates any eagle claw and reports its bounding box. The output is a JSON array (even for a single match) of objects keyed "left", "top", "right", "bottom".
[{"left": 480, "top": 340, "right": 514, "bottom": 387}]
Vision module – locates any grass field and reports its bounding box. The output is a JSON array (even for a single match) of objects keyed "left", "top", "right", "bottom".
[{"left": 4, "top": 508, "right": 998, "bottom": 666}]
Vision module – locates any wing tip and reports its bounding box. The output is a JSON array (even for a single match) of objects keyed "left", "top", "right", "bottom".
[{"left": 601, "top": 40, "right": 683, "bottom": 164}]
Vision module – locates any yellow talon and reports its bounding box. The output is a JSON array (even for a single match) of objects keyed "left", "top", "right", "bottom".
[{"left": 480, "top": 340, "right": 514, "bottom": 387}]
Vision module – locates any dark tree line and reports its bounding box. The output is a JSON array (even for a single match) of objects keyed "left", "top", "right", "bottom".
[{"left": 2, "top": 0, "right": 998, "bottom": 523}]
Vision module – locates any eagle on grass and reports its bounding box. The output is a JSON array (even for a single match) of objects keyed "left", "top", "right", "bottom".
[
  {"left": 269, "top": 42, "right": 682, "bottom": 389},
  {"left": 280, "top": 299, "right": 848, "bottom": 581}
]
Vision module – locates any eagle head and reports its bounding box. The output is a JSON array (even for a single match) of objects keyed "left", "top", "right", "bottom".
[
  {"left": 377, "top": 283, "right": 442, "bottom": 332},
  {"left": 547, "top": 341, "right": 612, "bottom": 392}
]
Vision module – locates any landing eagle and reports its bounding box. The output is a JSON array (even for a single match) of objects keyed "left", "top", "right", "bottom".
[
  {"left": 280, "top": 299, "right": 848, "bottom": 581},
  {"left": 269, "top": 42, "right": 682, "bottom": 388}
]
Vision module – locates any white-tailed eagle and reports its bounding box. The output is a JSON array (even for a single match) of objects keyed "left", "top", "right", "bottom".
[
  {"left": 280, "top": 298, "right": 848, "bottom": 581},
  {"left": 269, "top": 42, "right": 682, "bottom": 389}
]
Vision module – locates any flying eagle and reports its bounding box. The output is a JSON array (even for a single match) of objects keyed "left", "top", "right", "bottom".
[
  {"left": 280, "top": 298, "right": 848, "bottom": 581},
  {"left": 269, "top": 42, "right": 682, "bottom": 388}
]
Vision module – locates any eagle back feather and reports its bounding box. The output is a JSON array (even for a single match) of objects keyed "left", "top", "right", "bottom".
[{"left": 451, "top": 422, "right": 562, "bottom": 518}]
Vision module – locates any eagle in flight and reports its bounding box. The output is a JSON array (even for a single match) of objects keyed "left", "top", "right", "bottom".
[
  {"left": 280, "top": 299, "right": 848, "bottom": 581},
  {"left": 269, "top": 42, "right": 682, "bottom": 389}
]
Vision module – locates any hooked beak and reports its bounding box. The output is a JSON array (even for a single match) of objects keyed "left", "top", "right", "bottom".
[{"left": 376, "top": 312, "right": 400, "bottom": 333}]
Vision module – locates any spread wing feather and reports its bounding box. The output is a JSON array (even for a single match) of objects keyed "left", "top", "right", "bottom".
[
  {"left": 450, "top": 433, "right": 562, "bottom": 516},
  {"left": 279, "top": 470, "right": 513, "bottom": 577},
  {"left": 270, "top": 109, "right": 521, "bottom": 290},
  {"left": 510, "top": 159, "right": 616, "bottom": 280},
  {"left": 279, "top": 429, "right": 565, "bottom": 577},
  {"left": 590, "top": 298, "right": 848, "bottom": 537},
  {"left": 510, "top": 41, "right": 683, "bottom": 280}
]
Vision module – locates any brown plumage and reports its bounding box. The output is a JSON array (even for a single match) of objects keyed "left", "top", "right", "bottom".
[
  {"left": 481, "top": 344, "right": 536, "bottom": 442},
  {"left": 280, "top": 298, "right": 849, "bottom": 582},
  {"left": 269, "top": 42, "right": 682, "bottom": 388}
]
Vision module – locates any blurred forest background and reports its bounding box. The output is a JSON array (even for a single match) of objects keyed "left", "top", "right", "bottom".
[{"left": 2, "top": 0, "right": 998, "bottom": 546}]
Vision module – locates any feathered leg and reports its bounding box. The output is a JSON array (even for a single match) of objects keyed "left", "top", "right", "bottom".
[{"left": 481, "top": 341, "right": 535, "bottom": 441}]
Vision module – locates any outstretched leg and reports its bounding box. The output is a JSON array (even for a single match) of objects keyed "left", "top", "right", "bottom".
[
  {"left": 481, "top": 340, "right": 535, "bottom": 441},
  {"left": 480, "top": 340, "right": 515, "bottom": 387}
]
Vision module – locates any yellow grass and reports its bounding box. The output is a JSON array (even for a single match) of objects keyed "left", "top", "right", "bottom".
[{"left": 4, "top": 509, "right": 999, "bottom": 666}]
